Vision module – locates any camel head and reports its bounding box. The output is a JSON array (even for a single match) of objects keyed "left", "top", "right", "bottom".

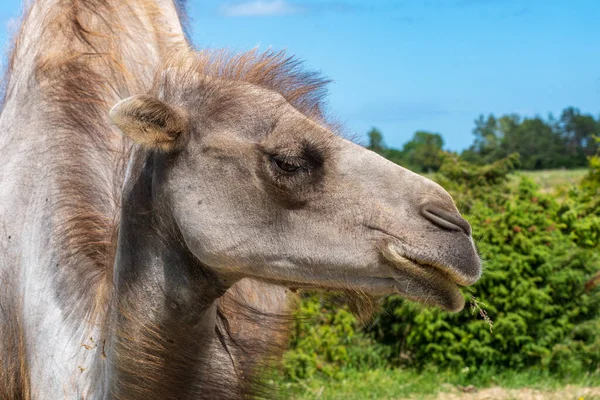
[{"left": 110, "top": 51, "right": 481, "bottom": 312}]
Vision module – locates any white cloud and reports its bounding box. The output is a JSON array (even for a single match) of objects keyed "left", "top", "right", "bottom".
[{"left": 220, "top": 0, "right": 302, "bottom": 17}]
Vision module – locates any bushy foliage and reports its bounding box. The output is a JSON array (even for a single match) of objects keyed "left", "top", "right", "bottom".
[
  {"left": 282, "top": 294, "right": 388, "bottom": 380},
  {"left": 369, "top": 155, "right": 600, "bottom": 374},
  {"left": 581, "top": 138, "right": 600, "bottom": 194},
  {"left": 435, "top": 152, "right": 520, "bottom": 212},
  {"left": 564, "top": 141, "right": 600, "bottom": 250},
  {"left": 284, "top": 154, "right": 600, "bottom": 379}
]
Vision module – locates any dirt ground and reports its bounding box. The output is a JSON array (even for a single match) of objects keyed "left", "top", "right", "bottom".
[{"left": 431, "top": 385, "right": 600, "bottom": 400}]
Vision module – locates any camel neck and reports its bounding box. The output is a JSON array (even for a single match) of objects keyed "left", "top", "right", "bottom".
[{"left": 104, "top": 151, "right": 237, "bottom": 399}]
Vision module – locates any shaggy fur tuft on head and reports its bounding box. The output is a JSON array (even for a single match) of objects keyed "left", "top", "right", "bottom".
[{"left": 154, "top": 49, "right": 332, "bottom": 123}]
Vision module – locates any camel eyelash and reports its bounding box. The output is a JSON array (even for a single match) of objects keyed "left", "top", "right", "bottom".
[
  {"left": 299, "top": 142, "right": 325, "bottom": 168},
  {"left": 269, "top": 155, "right": 311, "bottom": 174}
]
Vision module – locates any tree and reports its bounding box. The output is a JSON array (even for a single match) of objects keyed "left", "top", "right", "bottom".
[
  {"left": 364, "top": 129, "right": 445, "bottom": 173},
  {"left": 462, "top": 114, "right": 503, "bottom": 165},
  {"left": 367, "top": 128, "right": 385, "bottom": 154},
  {"left": 501, "top": 117, "right": 563, "bottom": 170},
  {"left": 402, "top": 131, "right": 445, "bottom": 172},
  {"left": 461, "top": 108, "right": 600, "bottom": 170},
  {"left": 559, "top": 107, "right": 600, "bottom": 166}
]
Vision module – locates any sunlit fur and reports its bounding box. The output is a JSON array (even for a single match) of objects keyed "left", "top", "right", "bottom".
[
  {"left": 0, "top": 0, "right": 480, "bottom": 398},
  {"left": 0, "top": 0, "right": 308, "bottom": 397}
]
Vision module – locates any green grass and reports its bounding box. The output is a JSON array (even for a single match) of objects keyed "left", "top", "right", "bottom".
[
  {"left": 273, "top": 367, "right": 600, "bottom": 399},
  {"left": 423, "top": 168, "right": 588, "bottom": 198},
  {"left": 514, "top": 168, "right": 588, "bottom": 194},
  {"left": 424, "top": 168, "right": 588, "bottom": 195},
  {"left": 276, "top": 368, "right": 439, "bottom": 400}
]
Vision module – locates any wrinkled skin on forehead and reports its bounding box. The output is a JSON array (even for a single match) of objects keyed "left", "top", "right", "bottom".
[{"left": 111, "top": 70, "right": 481, "bottom": 312}]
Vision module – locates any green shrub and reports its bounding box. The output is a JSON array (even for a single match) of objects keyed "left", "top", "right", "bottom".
[
  {"left": 581, "top": 137, "right": 600, "bottom": 193},
  {"left": 368, "top": 155, "right": 600, "bottom": 372},
  {"left": 283, "top": 294, "right": 389, "bottom": 380},
  {"left": 284, "top": 154, "right": 600, "bottom": 378}
]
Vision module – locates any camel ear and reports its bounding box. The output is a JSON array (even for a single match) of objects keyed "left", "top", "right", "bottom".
[{"left": 110, "top": 95, "right": 188, "bottom": 151}]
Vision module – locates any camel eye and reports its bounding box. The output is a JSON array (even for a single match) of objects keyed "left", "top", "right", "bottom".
[{"left": 271, "top": 156, "right": 304, "bottom": 173}]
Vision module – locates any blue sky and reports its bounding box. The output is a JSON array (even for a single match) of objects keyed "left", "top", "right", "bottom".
[{"left": 1, "top": 0, "right": 599, "bottom": 151}]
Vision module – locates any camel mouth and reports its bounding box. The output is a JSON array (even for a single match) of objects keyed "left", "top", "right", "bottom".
[
  {"left": 381, "top": 244, "right": 469, "bottom": 312},
  {"left": 402, "top": 255, "right": 477, "bottom": 287}
]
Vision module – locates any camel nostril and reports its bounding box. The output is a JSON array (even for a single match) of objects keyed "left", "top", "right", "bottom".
[{"left": 421, "top": 205, "right": 472, "bottom": 236}]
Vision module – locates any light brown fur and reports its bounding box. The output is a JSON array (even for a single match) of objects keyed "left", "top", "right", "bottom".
[
  {"left": 0, "top": 0, "right": 481, "bottom": 398},
  {"left": 0, "top": 1, "right": 307, "bottom": 397},
  {"left": 0, "top": 278, "right": 31, "bottom": 400}
]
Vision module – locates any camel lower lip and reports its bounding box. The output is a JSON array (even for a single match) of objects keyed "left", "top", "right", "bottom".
[
  {"left": 391, "top": 275, "right": 464, "bottom": 312},
  {"left": 405, "top": 257, "right": 468, "bottom": 287},
  {"left": 381, "top": 246, "right": 467, "bottom": 311},
  {"left": 392, "top": 247, "right": 479, "bottom": 287},
  {"left": 387, "top": 250, "right": 469, "bottom": 287}
]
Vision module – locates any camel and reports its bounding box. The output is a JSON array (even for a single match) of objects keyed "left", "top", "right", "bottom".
[{"left": 0, "top": 0, "right": 481, "bottom": 398}]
